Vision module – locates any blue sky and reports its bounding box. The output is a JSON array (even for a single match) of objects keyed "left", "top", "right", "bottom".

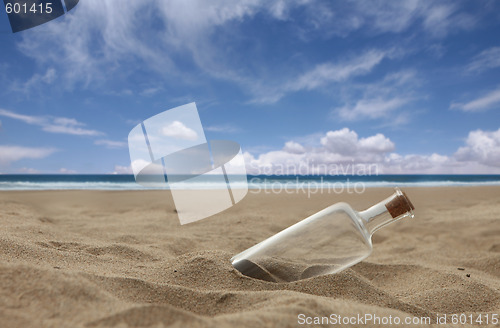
[{"left": 0, "top": 0, "right": 500, "bottom": 174}]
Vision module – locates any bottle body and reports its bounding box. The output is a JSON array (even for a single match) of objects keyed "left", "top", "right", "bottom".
[{"left": 231, "top": 188, "right": 414, "bottom": 282}]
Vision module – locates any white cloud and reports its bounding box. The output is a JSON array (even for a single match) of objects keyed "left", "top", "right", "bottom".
[
  {"left": 94, "top": 139, "right": 127, "bottom": 149},
  {"left": 466, "top": 47, "right": 500, "bottom": 73},
  {"left": 337, "top": 97, "right": 410, "bottom": 121},
  {"left": 53, "top": 118, "right": 79, "bottom": 126},
  {"left": 18, "top": 167, "right": 41, "bottom": 174},
  {"left": 354, "top": 1, "right": 420, "bottom": 33},
  {"left": 455, "top": 128, "right": 500, "bottom": 167},
  {"left": 251, "top": 48, "right": 397, "bottom": 104},
  {"left": 15, "top": 0, "right": 456, "bottom": 102},
  {"left": 277, "top": 1, "right": 476, "bottom": 40},
  {"left": 320, "top": 128, "right": 359, "bottom": 155},
  {"left": 346, "top": 1, "right": 475, "bottom": 37},
  {"left": 0, "top": 108, "right": 103, "bottom": 136},
  {"left": 359, "top": 134, "right": 396, "bottom": 153},
  {"left": 288, "top": 49, "right": 389, "bottom": 91},
  {"left": 161, "top": 121, "right": 198, "bottom": 140},
  {"left": 18, "top": 1, "right": 170, "bottom": 88},
  {"left": 421, "top": 4, "right": 460, "bottom": 38},
  {"left": 10, "top": 68, "right": 57, "bottom": 94},
  {"left": 204, "top": 124, "right": 241, "bottom": 133},
  {"left": 333, "top": 70, "right": 418, "bottom": 121},
  {"left": 42, "top": 124, "right": 101, "bottom": 136},
  {"left": 113, "top": 165, "right": 133, "bottom": 174},
  {"left": 0, "top": 145, "right": 57, "bottom": 165},
  {"left": 320, "top": 128, "right": 394, "bottom": 158},
  {"left": 154, "top": 0, "right": 311, "bottom": 76},
  {"left": 283, "top": 141, "right": 306, "bottom": 154},
  {"left": 59, "top": 168, "right": 77, "bottom": 174},
  {"left": 450, "top": 87, "right": 500, "bottom": 112},
  {"left": 379, "top": 152, "right": 463, "bottom": 174},
  {"left": 10, "top": 0, "right": 479, "bottom": 107},
  {"left": 16, "top": 0, "right": 311, "bottom": 89},
  {"left": 245, "top": 128, "right": 396, "bottom": 174},
  {"left": 0, "top": 108, "right": 45, "bottom": 125},
  {"left": 244, "top": 127, "right": 500, "bottom": 174},
  {"left": 140, "top": 87, "right": 162, "bottom": 96}
]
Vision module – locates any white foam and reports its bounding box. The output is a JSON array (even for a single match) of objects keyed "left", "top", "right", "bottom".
[{"left": 0, "top": 178, "right": 499, "bottom": 190}]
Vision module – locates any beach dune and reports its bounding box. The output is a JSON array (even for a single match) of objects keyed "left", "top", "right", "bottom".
[{"left": 0, "top": 187, "right": 499, "bottom": 327}]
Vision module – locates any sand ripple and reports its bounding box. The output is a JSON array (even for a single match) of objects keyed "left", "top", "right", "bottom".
[{"left": 0, "top": 188, "right": 499, "bottom": 327}]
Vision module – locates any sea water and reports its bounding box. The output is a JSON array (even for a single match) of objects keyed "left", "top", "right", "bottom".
[{"left": 0, "top": 174, "right": 499, "bottom": 190}]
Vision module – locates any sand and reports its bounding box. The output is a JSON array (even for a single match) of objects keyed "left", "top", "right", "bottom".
[{"left": 0, "top": 187, "right": 499, "bottom": 327}]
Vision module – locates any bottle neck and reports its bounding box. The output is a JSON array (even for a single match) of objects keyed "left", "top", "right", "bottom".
[{"left": 358, "top": 188, "right": 414, "bottom": 236}]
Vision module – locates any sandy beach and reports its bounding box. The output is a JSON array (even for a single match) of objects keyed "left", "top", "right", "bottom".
[{"left": 0, "top": 187, "right": 499, "bottom": 327}]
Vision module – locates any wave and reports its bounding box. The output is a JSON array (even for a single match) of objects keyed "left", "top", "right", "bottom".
[
  {"left": 1, "top": 178, "right": 500, "bottom": 190},
  {"left": 0, "top": 181, "right": 149, "bottom": 190}
]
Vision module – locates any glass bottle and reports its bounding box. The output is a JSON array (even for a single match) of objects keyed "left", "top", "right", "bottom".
[{"left": 231, "top": 187, "right": 415, "bottom": 282}]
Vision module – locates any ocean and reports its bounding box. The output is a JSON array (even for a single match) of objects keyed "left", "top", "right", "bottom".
[{"left": 0, "top": 174, "right": 499, "bottom": 190}]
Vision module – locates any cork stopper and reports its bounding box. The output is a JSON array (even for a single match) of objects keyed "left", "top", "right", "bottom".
[{"left": 385, "top": 190, "right": 415, "bottom": 218}]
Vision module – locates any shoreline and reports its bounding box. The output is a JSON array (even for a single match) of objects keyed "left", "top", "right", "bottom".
[
  {"left": 1, "top": 174, "right": 500, "bottom": 192},
  {"left": 1, "top": 182, "right": 500, "bottom": 192}
]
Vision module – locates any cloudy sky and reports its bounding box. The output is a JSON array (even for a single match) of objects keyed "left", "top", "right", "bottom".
[{"left": 0, "top": 0, "right": 499, "bottom": 174}]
